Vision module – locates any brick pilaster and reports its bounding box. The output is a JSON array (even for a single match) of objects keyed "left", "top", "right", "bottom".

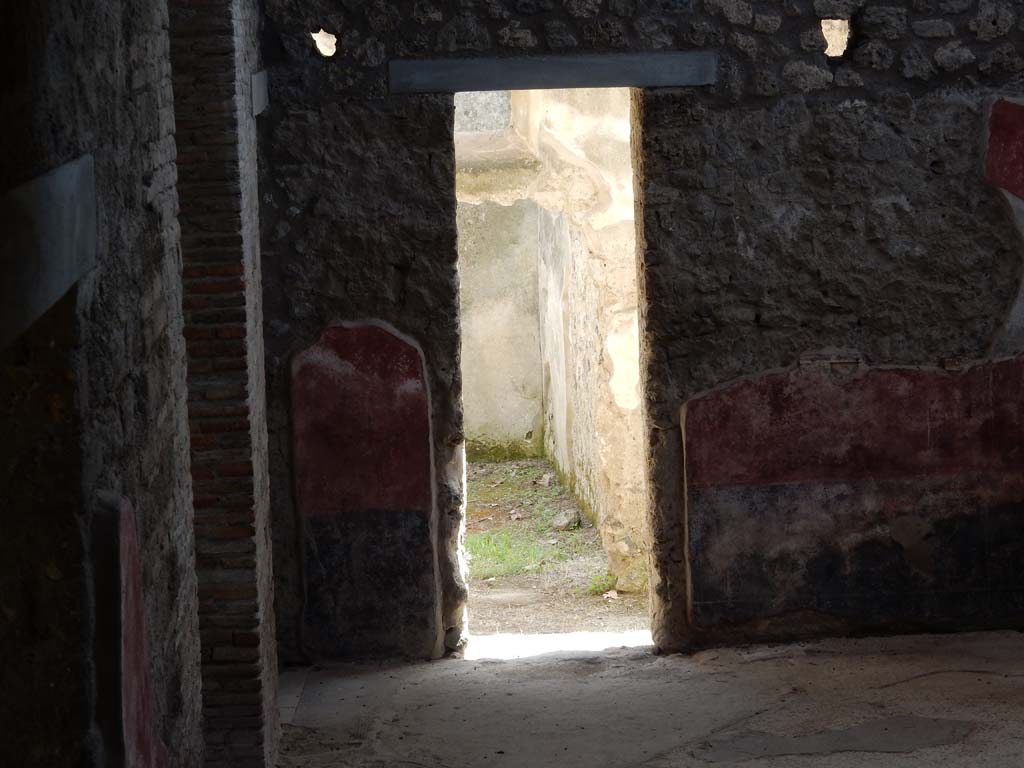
[{"left": 170, "top": 1, "right": 277, "bottom": 766}]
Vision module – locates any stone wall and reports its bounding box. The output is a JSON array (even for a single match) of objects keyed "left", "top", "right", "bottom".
[
  {"left": 636, "top": 10, "right": 1024, "bottom": 647},
  {"left": 457, "top": 199, "right": 546, "bottom": 459},
  {"left": 262, "top": 0, "right": 1024, "bottom": 654},
  {"left": 260, "top": 93, "right": 464, "bottom": 657},
  {"left": 0, "top": 1, "right": 202, "bottom": 765}
]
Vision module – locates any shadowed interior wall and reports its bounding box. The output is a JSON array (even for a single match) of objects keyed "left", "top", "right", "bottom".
[
  {"left": 291, "top": 324, "right": 440, "bottom": 657},
  {"left": 260, "top": 93, "right": 464, "bottom": 658},
  {"left": 639, "top": 81, "right": 1024, "bottom": 645},
  {"left": 0, "top": 1, "right": 202, "bottom": 764},
  {"left": 261, "top": 0, "right": 1024, "bottom": 654},
  {"left": 683, "top": 360, "right": 1024, "bottom": 642}
]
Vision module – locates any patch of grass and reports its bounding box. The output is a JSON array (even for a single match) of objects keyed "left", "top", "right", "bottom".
[
  {"left": 586, "top": 572, "right": 618, "bottom": 595},
  {"left": 465, "top": 458, "right": 602, "bottom": 581},
  {"left": 466, "top": 460, "right": 563, "bottom": 511},
  {"left": 466, "top": 530, "right": 566, "bottom": 579}
]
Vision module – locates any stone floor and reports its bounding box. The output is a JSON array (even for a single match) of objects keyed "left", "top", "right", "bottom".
[{"left": 277, "top": 630, "right": 1024, "bottom": 767}]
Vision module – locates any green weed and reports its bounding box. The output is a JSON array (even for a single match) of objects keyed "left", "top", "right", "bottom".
[
  {"left": 466, "top": 530, "right": 566, "bottom": 579},
  {"left": 586, "top": 572, "right": 618, "bottom": 595}
]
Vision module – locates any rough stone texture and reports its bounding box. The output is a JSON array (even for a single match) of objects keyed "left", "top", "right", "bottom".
[
  {"left": 169, "top": 0, "right": 279, "bottom": 763},
  {"left": 683, "top": 360, "right": 1024, "bottom": 643},
  {"left": 0, "top": 1, "right": 202, "bottom": 765},
  {"left": 235, "top": 4, "right": 282, "bottom": 764},
  {"left": 970, "top": 1, "right": 1016, "bottom": 43},
  {"left": 855, "top": 39, "right": 898, "bottom": 69},
  {"left": 814, "top": 0, "right": 865, "bottom": 18},
  {"left": 935, "top": 40, "right": 977, "bottom": 71},
  {"left": 705, "top": 0, "right": 753, "bottom": 27},
  {"left": 783, "top": 61, "right": 835, "bottom": 90},
  {"left": 264, "top": 0, "right": 1024, "bottom": 100},
  {"left": 456, "top": 200, "right": 545, "bottom": 459},
  {"left": 980, "top": 42, "right": 1024, "bottom": 74},
  {"left": 638, "top": 83, "right": 1024, "bottom": 648},
  {"left": 260, "top": 94, "right": 466, "bottom": 656},
  {"left": 903, "top": 42, "right": 938, "bottom": 78},
  {"left": 913, "top": 19, "right": 955, "bottom": 38},
  {"left": 262, "top": 0, "right": 1024, "bottom": 654},
  {"left": 292, "top": 324, "right": 441, "bottom": 657},
  {"left": 861, "top": 6, "right": 908, "bottom": 40}
]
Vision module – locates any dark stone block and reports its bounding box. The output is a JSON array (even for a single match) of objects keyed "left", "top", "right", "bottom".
[
  {"left": 303, "top": 510, "right": 437, "bottom": 658},
  {"left": 689, "top": 472, "right": 1024, "bottom": 636}
]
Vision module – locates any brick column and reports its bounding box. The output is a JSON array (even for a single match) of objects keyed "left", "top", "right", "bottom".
[{"left": 170, "top": 1, "right": 278, "bottom": 766}]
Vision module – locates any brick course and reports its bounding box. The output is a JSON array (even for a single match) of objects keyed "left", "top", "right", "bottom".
[{"left": 170, "top": 0, "right": 278, "bottom": 764}]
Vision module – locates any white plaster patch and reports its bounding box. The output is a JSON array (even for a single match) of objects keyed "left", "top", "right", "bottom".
[
  {"left": 294, "top": 345, "right": 356, "bottom": 383},
  {"left": 606, "top": 312, "right": 641, "bottom": 410},
  {"left": 822, "top": 19, "right": 850, "bottom": 58},
  {"left": 397, "top": 377, "right": 425, "bottom": 396}
]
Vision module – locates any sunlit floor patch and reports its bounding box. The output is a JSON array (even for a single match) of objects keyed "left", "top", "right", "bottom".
[{"left": 463, "top": 629, "right": 653, "bottom": 660}]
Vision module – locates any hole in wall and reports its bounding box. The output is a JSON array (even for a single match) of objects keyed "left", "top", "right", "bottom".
[
  {"left": 822, "top": 19, "right": 850, "bottom": 58},
  {"left": 310, "top": 28, "right": 337, "bottom": 57}
]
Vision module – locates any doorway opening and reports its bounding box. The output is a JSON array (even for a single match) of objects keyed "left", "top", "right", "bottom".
[{"left": 454, "top": 88, "right": 650, "bottom": 659}]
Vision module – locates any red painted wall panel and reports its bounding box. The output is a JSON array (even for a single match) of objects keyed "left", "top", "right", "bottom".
[
  {"left": 684, "top": 359, "right": 1024, "bottom": 489},
  {"left": 292, "top": 324, "right": 432, "bottom": 516},
  {"left": 120, "top": 501, "right": 168, "bottom": 768},
  {"left": 987, "top": 99, "right": 1024, "bottom": 201}
]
